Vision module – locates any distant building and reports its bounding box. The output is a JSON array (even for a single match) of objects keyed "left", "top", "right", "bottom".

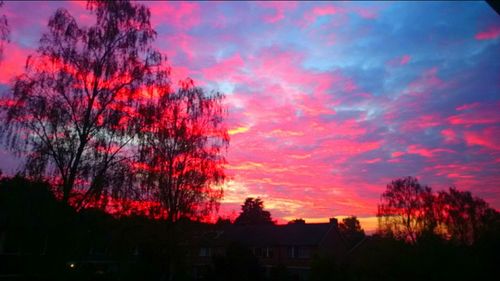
[{"left": 190, "top": 218, "right": 348, "bottom": 280}]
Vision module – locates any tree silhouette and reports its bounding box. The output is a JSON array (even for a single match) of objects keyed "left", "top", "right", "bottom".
[
  {"left": 0, "top": 1, "right": 9, "bottom": 62},
  {"left": 339, "top": 216, "right": 365, "bottom": 248},
  {"left": 216, "top": 216, "right": 233, "bottom": 226},
  {"left": 135, "top": 76, "right": 228, "bottom": 223},
  {"left": 377, "top": 176, "right": 435, "bottom": 243},
  {"left": 288, "top": 218, "right": 306, "bottom": 224},
  {"left": 376, "top": 177, "right": 500, "bottom": 247},
  {"left": 0, "top": 0, "right": 161, "bottom": 205},
  {"left": 436, "top": 187, "right": 497, "bottom": 245},
  {"left": 234, "top": 197, "right": 274, "bottom": 225}
]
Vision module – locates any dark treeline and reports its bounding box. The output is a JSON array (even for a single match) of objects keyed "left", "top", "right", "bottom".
[
  {"left": 0, "top": 175, "right": 208, "bottom": 280},
  {"left": 0, "top": 2, "right": 228, "bottom": 278},
  {"left": 0, "top": 1, "right": 225, "bottom": 280},
  {"left": 1, "top": 174, "right": 499, "bottom": 280},
  {"left": 377, "top": 176, "right": 498, "bottom": 246},
  {"left": 310, "top": 176, "right": 500, "bottom": 281}
]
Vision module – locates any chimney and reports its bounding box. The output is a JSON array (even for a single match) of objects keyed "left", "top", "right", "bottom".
[{"left": 329, "top": 218, "right": 338, "bottom": 227}]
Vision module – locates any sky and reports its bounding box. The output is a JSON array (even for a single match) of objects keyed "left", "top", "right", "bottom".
[{"left": 0, "top": 1, "right": 499, "bottom": 232}]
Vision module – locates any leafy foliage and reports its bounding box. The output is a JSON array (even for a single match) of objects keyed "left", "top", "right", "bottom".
[
  {"left": 339, "top": 216, "right": 365, "bottom": 248},
  {"left": 135, "top": 75, "right": 228, "bottom": 223},
  {"left": 377, "top": 176, "right": 435, "bottom": 243},
  {"left": 234, "top": 197, "right": 274, "bottom": 225},
  {"left": 0, "top": 1, "right": 9, "bottom": 62},
  {"left": 377, "top": 176, "right": 498, "bottom": 246},
  {"left": 436, "top": 187, "right": 497, "bottom": 245},
  {"left": 1, "top": 175, "right": 499, "bottom": 280},
  {"left": 0, "top": 1, "right": 228, "bottom": 223},
  {"left": 0, "top": 0, "right": 161, "bottom": 205}
]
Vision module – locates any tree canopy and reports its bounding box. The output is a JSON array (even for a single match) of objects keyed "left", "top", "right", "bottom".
[
  {"left": 0, "top": 1, "right": 9, "bottom": 62},
  {"left": 0, "top": 0, "right": 228, "bottom": 223},
  {"left": 234, "top": 197, "right": 274, "bottom": 225},
  {"left": 436, "top": 187, "right": 497, "bottom": 245},
  {"left": 377, "top": 176, "right": 434, "bottom": 243},
  {"left": 377, "top": 176, "right": 498, "bottom": 245},
  {"left": 339, "top": 216, "right": 365, "bottom": 248},
  {"left": 135, "top": 76, "right": 228, "bottom": 223},
  {"left": 1, "top": 0, "right": 161, "bottom": 204}
]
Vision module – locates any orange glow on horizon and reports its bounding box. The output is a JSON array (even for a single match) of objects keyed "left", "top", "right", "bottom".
[{"left": 281, "top": 216, "right": 379, "bottom": 234}]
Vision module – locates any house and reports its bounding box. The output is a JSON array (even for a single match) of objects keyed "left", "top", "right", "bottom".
[{"left": 190, "top": 218, "right": 348, "bottom": 280}]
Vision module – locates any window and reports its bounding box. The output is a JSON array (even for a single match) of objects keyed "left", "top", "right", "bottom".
[
  {"left": 265, "top": 247, "right": 274, "bottom": 258},
  {"left": 254, "top": 247, "right": 274, "bottom": 258},
  {"left": 133, "top": 246, "right": 140, "bottom": 256},
  {"left": 288, "top": 246, "right": 310, "bottom": 259},
  {"left": 253, "top": 247, "right": 262, "bottom": 257},
  {"left": 287, "top": 246, "right": 296, "bottom": 258},
  {"left": 297, "top": 246, "right": 310, "bottom": 258},
  {"left": 199, "top": 247, "right": 211, "bottom": 257}
]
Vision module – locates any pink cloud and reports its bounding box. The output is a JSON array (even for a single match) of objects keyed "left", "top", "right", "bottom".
[
  {"left": 163, "top": 33, "right": 198, "bottom": 62},
  {"left": 364, "top": 158, "right": 382, "bottom": 164},
  {"left": 202, "top": 53, "right": 245, "bottom": 81},
  {"left": 0, "top": 43, "right": 32, "bottom": 84},
  {"left": 169, "top": 64, "right": 199, "bottom": 87},
  {"left": 407, "top": 145, "right": 454, "bottom": 158},
  {"left": 448, "top": 103, "right": 500, "bottom": 126},
  {"left": 392, "top": 151, "right": 405, "bottom": 158},
  {"left": 406, "top": 67, "right": 445, "bottom": 94},
  {"left": 383, "top": 67, "right": 451, "bottom": 126},
  {"left": 301, "top": 4, "right": 380, "bottom": 28},
  {"left": 310, "top": 5, "right": 342, "bottom": 17},
  {"left": 242, "top": 48, "right": 349, "bottom": 117},
  {"left": 259, "top": 2, "right": 297, "bottom": 24},
  {"left": 318, "top": 139, "right": 382, "bottom": 157},
  {"left": 2, "top": 1, "right": 498, "bottom": 224},
  {"left": 425, "top": 163, "right": 493, "bottom": 191},
  {"left": 475, "top": 25, "right": 500, "bottom": 40},
  {"left": 343, "top": 79, "right": 358, "bottom": 92},
  {"left": 441, "top": 129, "right": 458, "bottom": 143},
  {"left": 387, "top": 55, "right": 408, "bottom": 67},
  {"left": 2, "top": 2, "right": 57, "bottom": 30},
  {"left": 350, "top": 6, "right": 379, "bottom": 19},
  {"left": 148, "top": 2, "right": 201, "bottom": 30},
  {"left": 401, "top": 114, "right": 442, "bottom": 132},
  {"left": 400, "top": 54, "right": 411, "bottom": 65},
  {"left": 302, "top": 4, "right": 345, "bottom": 26},
  {"left": 464, "top": 127, "right": 500, "bottom": 150},
  {"left": 456, "top": 102, "right": 480, "bottom": 111},
  {"left": 214, "top": 47, "right": 382, "bottom": 218}
]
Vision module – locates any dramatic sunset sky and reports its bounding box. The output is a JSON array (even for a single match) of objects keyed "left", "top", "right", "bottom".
[{"left": 1, "top": 1, "right": 499, "bottom": 231}]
